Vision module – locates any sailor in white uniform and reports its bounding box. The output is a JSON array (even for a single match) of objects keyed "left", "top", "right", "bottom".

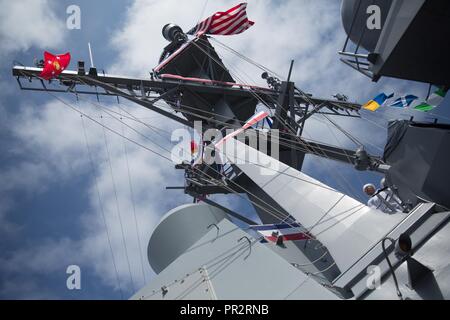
[{"left": 363, "top": 182, "right": 403, "bottom": 214}]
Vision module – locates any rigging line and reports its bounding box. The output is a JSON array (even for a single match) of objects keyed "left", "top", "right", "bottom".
[
  {"left": 174, "top": 244, "right": 251, "bottom": 300},
  {"left": 150, "top": 102, "right": 351, "bottom": 192},
  {"left": 189, "top": 41, "right": 274, "bottom": 109},
  {"left": 188, "top": 41, "right": 362, "bottom": 168},
  {"left": 111, "top": 103, "right": 173, "bottom": 136},
  {"left": 100, "top": 113, "right": 137, "bottom": 293},
  {"left": 321, "top": 113, "right": 363, "bottom": 147},
  {"left": 70, "top": 114, "right": 172, "bottom": 121},
  {"left": 80, "top": 97, "right": 174, "bottom": 158},
  {"left": 141, "top": 239, "right": 250, "bottom": 299},
  {"left": 116, "top": 102, "right": 173, "bottom": 137},
  {"left": 119, "top": 112, "right": 148, "bottom": 285},
  {"left": 184, "top": 226, "right": 243, "bottom": 253},
  {"left": 49, "top": 91, "right": 325, "bottom": 249},
  {"left": 169, "top": 102, "right": 362, "bottom": 158},
  {"left": 301, "top": 127, "right": 363, "bottom": 203},
  {"left": 175, "top": 247, "right": 247, "bottom": 300},
  {"left": 73, "top": 96, "right": 173, "bottom": 147},
  {"left": 153, "top": 98, "right": 361, "bottom": 160},
  {"left": 80, "top": 114, "right": 125, "bottom": 300},
  {"left": 359, "top": 112, "right": 389, "bottom": 130},
  {"left": 319, "top": 119, "right": 373, "bottom": 201},
  {"left": 292, "top": 250, "right": 330, "bottom": 267},
  {"left": 313, "top": 204, "right": 365, "bottom": 227},
  {"left": 49, "top": 92, "right": 296, "bottom": 236},
  {"left": 43, "top": 70, "right": 359, "bottom": 157},
  {"left": 50, "top": 93, "right": 336, "bottom": 281},
  {"left": 154, "top": 49, "right": 360, "bottom": 213},
  {"left": 216, "top": 46, "right": 262, "bottom": 86},
  {"left": 175, "top": 238, "right": 262, "bottom": 300},
  {"left": 186, "top": 42, "right": 367, "bottom": 177},
  {"left": 312, "top": 115, "right": 384, "bottom": 153},
  {"left": 259, "top": 96, "right": 364, "bottom": 203},
  {"left": 56, "top": 95, "right": 173, "bottom": 161},
  {"left": 307, "top": 194, "right": 346, "bottom": 234},
  {"left": 197, "top": 171, "right": 329, "bottom": 242},
  {"left": 304, "top": 119, "right": 366, "bottom": 203},
  {"left": 39, "top": 49, "right": 356, "bottom": 282},
  {"left": 117, "top": 92, "right": 362, "bottom": 163},
  {"left": 75, "top": 95, "right": 174, "bottom": 147},
  {"left": 205, "top": 38, "right": 344, "bottom": 169},
  {"left": 283, "top": 277, "right": 311, "bottom": 300},
  {"left": 195, "top": 158, "right": 337, "bottom": 243},
  {"left": 72, "top": 91, "right": 299, "bottom": 221},
  {"left": 60, "top": 75, "right": 175, "bottom": 137},
  {"left": 90, "top": 84, "right": 357, "bottom": 235},
  {"left": 208, "top": 37, "right": 283, "bottom": 79},
  {"left": 66, "top": 71, "right": 187, "bottom": 131},
  {"left": 309, "top": 261, "right": 337, "bottom": 276},
  {"left": 314, "top": 205, "right": 366, "bottom": 237},
  {"left": 196, "top": 0, "right": 209, "bottom": 25}
]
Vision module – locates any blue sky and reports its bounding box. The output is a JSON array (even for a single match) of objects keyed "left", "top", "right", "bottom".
[{"left": 0, "top": 0, "right": 449, "bottom": 299}]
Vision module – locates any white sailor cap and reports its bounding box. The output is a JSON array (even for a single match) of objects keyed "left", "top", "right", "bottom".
[{"left": 363, "top": 183, "right": 376, "bottom": 192}]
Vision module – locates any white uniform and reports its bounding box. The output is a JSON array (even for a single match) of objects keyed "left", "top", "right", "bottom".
[{"left": 367, "top": 189, "right": 403, "bottom": 214}]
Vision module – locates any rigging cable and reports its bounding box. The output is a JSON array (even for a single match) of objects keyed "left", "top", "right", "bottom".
[
  {"left": 190, "top": 38, "right": 369, "bottom": 193},
  {"left": 52, "top": 91, "right": 345, "bottom": 288},
  {"left": 119, "top": 111, "right": 148, "bottom": 285},
  {"left": 45, "top": 90, "right": 313, "bottom": 243},
  {"left": 42, "top": 89, "right": 304, "bottom": 250},
  {"left": 37, "top": 73, "right": 356, "bottom": 283},
  {"left": 80, "top": 114, "right": 125, "bottom": 300},
  {"left": 23, "top": 66, "right": 367, "bottom": 263},
  {"left": 100, "top": 114, "right": 137, "bottom": 293}
]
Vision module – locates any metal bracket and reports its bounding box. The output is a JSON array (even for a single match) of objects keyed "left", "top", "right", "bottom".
[
  {"left": 207, "top": 223, "right": 220, "bottom": 241},
  {"left": 238, "top": 236, "right": 252, "bottom": 260}
]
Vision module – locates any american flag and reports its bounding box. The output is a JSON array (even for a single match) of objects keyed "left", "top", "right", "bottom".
[{"left": 187, "top": 3, "right": 255, "bottom": 36}]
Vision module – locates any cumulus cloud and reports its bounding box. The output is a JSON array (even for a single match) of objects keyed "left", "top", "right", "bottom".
[
  {"left": 0, "top": 0, "right": 66, "bottom": 57},
  {"left": 0, "top": 97, "right": 190, "bottom": 297}
]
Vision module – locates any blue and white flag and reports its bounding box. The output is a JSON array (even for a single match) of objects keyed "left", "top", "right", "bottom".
[{"left": 388, "top": 94, "right": 418, "bottom": 108}]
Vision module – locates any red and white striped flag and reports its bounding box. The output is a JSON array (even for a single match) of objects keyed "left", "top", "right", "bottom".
[
  {"left": 187, "top": 3, "right": 255, "bottom": 36},
  {"left": 215, "top": 111, "right": 269, "bottom": 148}
]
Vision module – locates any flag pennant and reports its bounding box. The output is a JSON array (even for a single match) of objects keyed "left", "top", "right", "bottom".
[
  {"left": 388, "top": 94, "right": 418, "bottom": 108},
  {"left": 187, "top": 3, "right": 255, "bottom": 36},
  {"left": 39, "top": 51, "right": 71, "bottom": 80},
  {"left": 215, "top": 111, "right": 269, "bottom": 148},
  {"left": 190, "top": 140, "right": 199, "bottom": 154},
  {"left": 414, "top": 87, "right": 448, "bottom": 112},
  {"left": 362, "top": 92, "right": 394, "bottom": 112}
]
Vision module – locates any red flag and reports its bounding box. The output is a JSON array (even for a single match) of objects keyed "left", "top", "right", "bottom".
[
  {"left": 39, "top": 51, "right": 71, "bottom": 80},
  {"left": 187, "top": 3, "right": 254, "bottom": 36},
  {"left": 190, "top": 140, "right": 199, "bottom": 154}
]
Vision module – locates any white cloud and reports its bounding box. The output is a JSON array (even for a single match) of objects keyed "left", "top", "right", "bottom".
[
  {"left": 0, "top": 0, "right": 67, "bottom": 58},
  {"left": 1, "top": 97, "right": 190, "bottom": 295}
]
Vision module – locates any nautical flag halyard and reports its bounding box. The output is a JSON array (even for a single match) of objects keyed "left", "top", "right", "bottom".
[
  {"left": 362, "top": 92, "right": 394, "bottom": 112},
  {"left": 250, "top": 223, "right": 313, "bottom": 243},
  {"left": 187, "top": 3, "right": 255, "bottom": 36},
  {"left": 414, "top": 87, "right": 448, "bottom": 112},
  {"left": 39, "top": 51, "right": 71, "bottom": 80},
  {"left": 388, "top": 94, "right": 418, "bottom": 108}
]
